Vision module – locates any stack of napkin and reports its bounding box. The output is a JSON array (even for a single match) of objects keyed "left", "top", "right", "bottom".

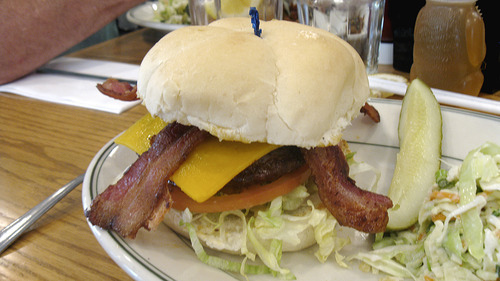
[{"left": 0, "top": 57, "right": 141, "bottom": 114}]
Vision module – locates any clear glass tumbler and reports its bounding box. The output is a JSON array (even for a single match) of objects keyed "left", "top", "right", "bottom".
[{"left": 297, "top": 0, "right": 385, "bottom": 74}]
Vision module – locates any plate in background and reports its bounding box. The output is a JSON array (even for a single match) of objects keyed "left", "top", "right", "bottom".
[{"left": 126, "top": 2, "right": 189, "bottom": 32}]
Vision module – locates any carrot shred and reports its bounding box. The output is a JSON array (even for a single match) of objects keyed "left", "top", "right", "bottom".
[
  {"left": 431, "top": 213, "right": 447, "bottom": 222},
  {"left": 418, "top": 232, "right": 426, "bottom": 241},
  {"left": 429, "top": 190, "right": 460, "bottom": 203},
  {"left": 431, "top": 212, "right": 459, "bottom": 222}
]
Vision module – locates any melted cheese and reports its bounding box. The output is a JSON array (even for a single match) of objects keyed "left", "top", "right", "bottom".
[{"left": 114, "top": 114, "right": 279, "bottom": 203}]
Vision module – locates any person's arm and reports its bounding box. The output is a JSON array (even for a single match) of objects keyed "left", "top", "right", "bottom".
[{"left": 0, "top": 0, "right": 145, "bottom": 84}]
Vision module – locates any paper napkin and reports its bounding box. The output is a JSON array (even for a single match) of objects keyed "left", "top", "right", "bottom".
[{"left": 0, "top": 57, "right": 141, "bottom": 114}]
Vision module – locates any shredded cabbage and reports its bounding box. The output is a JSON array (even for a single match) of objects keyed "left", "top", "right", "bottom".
[
  {"left": 347, "top": 151, "right": 382, "bottom": 192},
  {"left": 350, "top": 142, "right": 500, "bottom": 281},
  {"left": 184, "top": 221, "right": 273, "bottom": 276}
]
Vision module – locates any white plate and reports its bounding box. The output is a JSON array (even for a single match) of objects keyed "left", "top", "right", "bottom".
[
  {"left": 126, "top": 2, "right": 189, "bottom": 32},
  {"left": 82, "top": 98, "right": 500, "bottom": 280}
]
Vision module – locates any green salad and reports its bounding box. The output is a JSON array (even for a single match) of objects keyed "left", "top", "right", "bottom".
[
  {"left": 154, "top": 0, "right": 191, "bottom": 25},
  {"left": 351, "top": 142, "right": 500, "bottom": 281}
]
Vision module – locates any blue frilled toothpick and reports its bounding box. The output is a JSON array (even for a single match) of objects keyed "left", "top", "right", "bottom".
[{"left": 249, "top": 7, "right": 262, "bottom": 37}]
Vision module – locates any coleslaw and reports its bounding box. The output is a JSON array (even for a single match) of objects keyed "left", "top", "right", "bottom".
[
  {"left": 351, "top": 142, "right": 500, "bottom": 281},
  {"left": 154, "top": 0, "right": 191, "bottom": 25}
]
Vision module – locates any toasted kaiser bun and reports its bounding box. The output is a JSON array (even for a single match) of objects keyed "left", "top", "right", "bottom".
[{"left": 138, "top": 17, "right": 370, "bottom": 148}]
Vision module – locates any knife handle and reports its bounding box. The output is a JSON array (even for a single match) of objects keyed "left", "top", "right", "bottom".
[{"left": 0, "top": 174, "right": 85, "bottom": 254}]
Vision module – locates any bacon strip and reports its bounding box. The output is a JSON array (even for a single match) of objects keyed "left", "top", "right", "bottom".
[
  {"left": 97, "top": 78, "right": 138, "bottom": 101},
  {"left": 85, "top": 122, "right": 208, "bottom": 238},
  {"left": 301, "top": 145, "right": 392, "bottom": 233},
  {"left": 360, "top": 102, "right": 381, "bottom": 123}
]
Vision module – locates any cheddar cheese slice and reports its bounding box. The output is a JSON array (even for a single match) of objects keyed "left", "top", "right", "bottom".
[
  {"left": 114, "top": 114, "right": 167, "bottom": 155},
  {"left": 170, "top": 137, "right": 278, "bottom": 202}
]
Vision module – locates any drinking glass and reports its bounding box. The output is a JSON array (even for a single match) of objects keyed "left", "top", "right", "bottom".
[
  {"left": 189, "top": 0, "right": 283, "bottom": 25},
  {"left": 297, "top": 0, "right": 385, "bottom": 74}
]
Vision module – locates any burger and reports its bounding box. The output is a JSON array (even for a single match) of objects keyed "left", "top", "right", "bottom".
[{"left": 86, "top": 17, "right": 392, "bottom": 277}]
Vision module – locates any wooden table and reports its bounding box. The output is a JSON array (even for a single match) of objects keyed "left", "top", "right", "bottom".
[
  {"left": 0, "top": 29, "right": 160, "bottom": 281},
  {"left": 0, "top": 27, "right": 498, "bottom": 280}
]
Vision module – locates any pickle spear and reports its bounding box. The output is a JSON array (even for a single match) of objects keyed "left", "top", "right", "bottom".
[{"left": 387, "top": 79, "right": 442, "bottom": 230}]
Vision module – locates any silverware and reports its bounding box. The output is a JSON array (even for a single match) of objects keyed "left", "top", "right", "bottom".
[
  {"left": 36, "top": 68, "right": 137, "bottom": 85},
  {"left": 0, "top": 174, "right": 85, "bottom": 254}
]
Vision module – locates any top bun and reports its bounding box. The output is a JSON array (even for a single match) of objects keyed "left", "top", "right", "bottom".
[{"left": 138, "top": 18, "right": 369, "bottom": 148}]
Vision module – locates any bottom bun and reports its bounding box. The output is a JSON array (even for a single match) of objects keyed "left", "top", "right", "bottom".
[{"left": 164, "top": 202, "right": 320, "bottom": 255}]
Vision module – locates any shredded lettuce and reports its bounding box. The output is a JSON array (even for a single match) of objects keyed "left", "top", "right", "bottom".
[
  {"left": 347, "top": 151, "right": 382, "bottom": 192},
  {"left": 184, "top": 221, "right": 273, "bottom": 276},
  {"left": 177, "top": 182, "right": 347, "bottom": 279},
  {"left": 458, "top": 146, "right": 486, "bottom": 260},
  {"left": 247, "top": 217, "right": 295, "bottom": 279}
]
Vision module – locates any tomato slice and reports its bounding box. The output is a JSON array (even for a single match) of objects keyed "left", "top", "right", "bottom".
[{"left": 170, "top": 165, "right": 311, "bottom": 213}]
